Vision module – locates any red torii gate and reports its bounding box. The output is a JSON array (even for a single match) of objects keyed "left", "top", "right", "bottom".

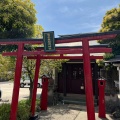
[{"left": 1, "top": 30, "right": 120, "bottom": 120}]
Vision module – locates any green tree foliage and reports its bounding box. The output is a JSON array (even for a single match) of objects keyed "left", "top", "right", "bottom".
[
  {"left": 33, "top": 24, "right": 44, "bottom": 38},
  {"left": 0, "top": 0, "right": 37, "bottom": 52},
  {"left": 40, "top": 59, "right": 68, "bottom": 77},
  {"left": 0, "top": 55, "right": 15, "bottom": 81},
  {"left": 0, "top": 0, "right": 37, "bottom": 39},
  {"left": 98, "top": 5, "right": 120, "bottom": 56},
  {"left": 0, "top": 0, "right": 38, "bottom": 83}
]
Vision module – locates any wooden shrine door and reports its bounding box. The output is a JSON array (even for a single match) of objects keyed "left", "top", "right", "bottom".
[{"left": 66, "top": 64, "right": 85, "bottom": 94}]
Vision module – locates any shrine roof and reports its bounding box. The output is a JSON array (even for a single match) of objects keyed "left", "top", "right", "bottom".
[
  {"left": 58, "top": 30, "right": 120, "bottom": 39},
  {"left": 104, "top": 55, "right": 120, "bottom": 63}
]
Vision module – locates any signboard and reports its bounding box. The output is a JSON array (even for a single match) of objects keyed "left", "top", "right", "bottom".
[{"left": 43, "top": 31, "right": 55, "bottom": 52}]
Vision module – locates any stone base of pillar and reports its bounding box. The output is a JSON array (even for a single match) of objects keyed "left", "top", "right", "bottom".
[{"left": 29, "top": 114, "right": 39, "bottom": 120}]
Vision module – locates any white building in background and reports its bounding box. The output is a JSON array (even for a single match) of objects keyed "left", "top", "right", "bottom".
[{"left": 105, "top": 55, "right": 120, "bottom": 94}]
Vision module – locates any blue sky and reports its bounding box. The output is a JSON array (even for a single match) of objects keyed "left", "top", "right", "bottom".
[{"left": 31, "top": 0, "right": 120, "bottom": 37}]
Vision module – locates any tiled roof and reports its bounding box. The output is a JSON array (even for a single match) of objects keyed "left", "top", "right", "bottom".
[{"left": 104, "top": 55, "right": 120, "bottom": 63}]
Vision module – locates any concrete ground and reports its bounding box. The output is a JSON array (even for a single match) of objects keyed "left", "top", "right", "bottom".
[
  {"left": 0, "top": 81, "right": 42, "bottom": 104},
  {"left": 38, "top": 104, "right": 115, "bottom": 120},
  {"left": 38, "top": 94, "right": 120, "bottom": 120}
]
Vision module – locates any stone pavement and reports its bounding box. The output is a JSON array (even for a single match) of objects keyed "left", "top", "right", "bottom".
[{"left": 38, "top": 104, "right": 115, "bottom": 120}]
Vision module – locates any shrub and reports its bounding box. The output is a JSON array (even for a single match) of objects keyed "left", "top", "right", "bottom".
[
  {"left": 106, "top": 100, "right": 119, "bottom": 113},
  {"left": 0, "top": 103, "right": 10, "bottom": 120},
  {"left": 0, "top": 99, "right": 31, "bottom": 120},
  {"left": 17, "top": 99, "right": 31, "bottom": 120},
  {"left": 112, "top": 106, "right": 120, "bottom": 118},
  {"left": 36, "top": 99, "right": 41, "bottom": 112},
  {"left": 0, "top": 99, "right": 40, "bottom": 120}
]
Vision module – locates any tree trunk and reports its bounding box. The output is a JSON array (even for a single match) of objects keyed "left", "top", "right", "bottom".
[{"left": 29, "top": 81, "right": 33, "bottom": 99}]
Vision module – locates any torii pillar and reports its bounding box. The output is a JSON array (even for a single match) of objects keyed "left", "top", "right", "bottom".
[
  {"left": 30, "top": 55, "right": 41, "bottom": 118},
  {"left": 82, "top": 39, "right": 95, "bottom": 120},
  {"left": 10, "top": 43, "right": 24, "bottom": 120}
]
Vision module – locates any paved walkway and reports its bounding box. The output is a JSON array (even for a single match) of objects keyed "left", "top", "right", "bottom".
[{"left": 38, "top": 104, "right": 114, "bottom": 120}]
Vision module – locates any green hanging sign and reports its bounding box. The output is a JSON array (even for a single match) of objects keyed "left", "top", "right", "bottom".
[{"left": 43, "top": 31, "right": 55, "bottom": 52}]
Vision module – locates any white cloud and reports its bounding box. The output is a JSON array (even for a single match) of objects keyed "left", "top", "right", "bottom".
[
  {"left": 73, "top": 22, "right": 101, "bottom": 32},
  {"left": 89, "top": 4, "right": 118, "bottom": 18},
  {"left": 100, "top": 4, "right": 118, "bottom": 13},
  {"left": 82, "top": 23, "right": 100, "bottom": 29},
  {"left": 90, "top": 25, "right": 101, "bottom": 32},
  {"left": 59, "top": 6, "right": 84, "bottom": 17}
]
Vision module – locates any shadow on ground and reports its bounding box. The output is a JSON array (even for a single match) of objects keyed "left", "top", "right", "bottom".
[{"left": 38, "top": 103, "right": 115, "bottom": 120}]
